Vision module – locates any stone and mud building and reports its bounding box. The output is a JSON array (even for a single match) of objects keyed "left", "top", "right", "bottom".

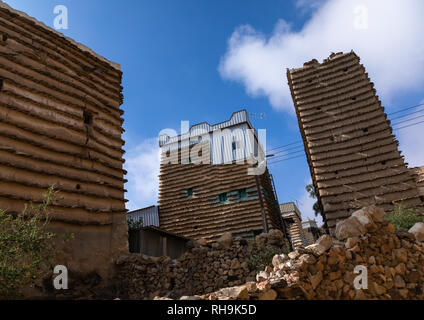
[
  {"left": 0, "top": 1, "right": 128, "bottom": 294},
  {"left": 279, "top": 202, "right": 307, "bottom": 249},
  {"left": 287, "top": 51, "right": 423, "bottom": 235},
  {"left": 302, "top": 218, "right": 322, "bottom": 246},
  {"left": 158, "top": 110, "right": 289, "bottom": 243}
]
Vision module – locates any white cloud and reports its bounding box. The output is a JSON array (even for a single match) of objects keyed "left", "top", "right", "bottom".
[
  {"left": 295, "top": 0, "right": 325, "bottom": 13},
  {"left": 124, "top": 138, "right": 161, "bottom": 211},
  {"left": 219, "top": 0, "right": 424, "bottom": 111}
]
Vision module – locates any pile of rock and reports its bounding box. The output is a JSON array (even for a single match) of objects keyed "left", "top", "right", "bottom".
[
  {"left": 116, "top": 229, "right": 288, "bottom": 299},
  {"left": 197, "top": 206, "right": 424, "bottom": 300}
]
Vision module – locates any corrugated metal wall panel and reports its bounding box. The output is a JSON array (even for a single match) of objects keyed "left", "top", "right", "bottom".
[
  {"left": 127, "top": 206, "right": 160, "bottom": 227},
  {"left": 159, "top": 110, "right": 250, "bottom": 147}
]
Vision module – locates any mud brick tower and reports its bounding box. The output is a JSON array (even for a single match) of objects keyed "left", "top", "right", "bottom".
[
  {"left": 287, "top": 51, "right": 422, "bottom": 234},
  {"left": 0, "top": 1, "right": 128, "bottom": 292}
]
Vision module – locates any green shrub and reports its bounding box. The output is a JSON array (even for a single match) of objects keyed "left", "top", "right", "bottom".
[
  {"left": 385, "top": 205, "right": 424, "bottom": 231},
  {"left": 127, "top": 217, "right": 143, "bottom": 230},
  {"left": 0, "top": 186, "right": 58, "bottom": 299},
  {"left": 247, "top": 246, "right": 281, "bottom": 271}
]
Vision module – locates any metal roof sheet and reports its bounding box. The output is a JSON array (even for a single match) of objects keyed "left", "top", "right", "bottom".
[{"left": 159, "top": 110, "right": 253, "bottom": 147}]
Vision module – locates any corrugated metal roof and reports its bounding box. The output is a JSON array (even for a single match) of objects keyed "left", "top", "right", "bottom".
[
  {"left": 280, "top": 202, "right": 302, "bottom": 220},
  {"left": 141, "top": 226, "right": 191, "bottom": 241},
  {"left": 127, "top": 206, "right": 159, "bottom": 227},
  {"left": 159, "top": 110, "right": 253, "bottom": 147}
]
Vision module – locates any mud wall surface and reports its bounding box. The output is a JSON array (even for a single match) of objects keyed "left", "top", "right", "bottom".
[
  {"left": 159, "top": 155, "right": 284, "bottom": 241},
  {"left": 0, "top": 1, "right": 128, "bottom": 293},
  {"left": 286, "top": 213, "right": 306, "bottom": 249},
  {"left": 287, "top": 52, "right": 421, "bottom": 234},
  {"left": 411, "top": 167, "right": 424, "bottom": 198}
]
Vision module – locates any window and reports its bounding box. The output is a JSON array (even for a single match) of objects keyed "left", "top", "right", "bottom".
[
  {"left": 238, "top": 189, "right": 247, "bottom": 200},
  {"left": 218, "top": 193, "right": 228, "bottom": 204},
  {"left": 83, "top": 110, "right": 93, "bottom": 125},
  {"left": 181, "top": 187, "right": 195, "bottom": 200},
  {"left": 187, "top": 188, "right": 193, "bottom": 198},
  {"left": 232, "top": 141, "right": 237, "bottom": 151}
]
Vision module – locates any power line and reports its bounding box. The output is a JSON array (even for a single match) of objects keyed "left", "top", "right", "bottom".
[
  {"left": 267, "top": 154, "right": 306, "bottom": 166},
  {"left": 267, "top": 140, "right": 303, "bottom": 153},
  {"left": 266, "top": 101, "right": 424, "bottom": 154},
  {"left": 271, "top": 144, "right": 305, "bottom": 156},
  {"left": 267, "top": 120, "right": 424, "bottom": 166},
  {"left": 268, "top": 150, "right": 305, "bottom": 162},
  {"left": 267, "top": 114, "right": 424, "bottom": 160},
  {"left": 389, "top": 106, "right": 424, "bottom": 121},
  {"left": 391, "top": 113, "right": 424, "bottom": 127},
  {"left": 387, "top": 102, "right": 424, "bottom": 116},
  {"left": 393, "top": 120, "right": 424, "bottom": 131}
]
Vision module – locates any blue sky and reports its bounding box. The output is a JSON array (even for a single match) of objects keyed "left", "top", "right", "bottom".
[{"left": 5, "top": 0, "right": 424, "bottom": 225}]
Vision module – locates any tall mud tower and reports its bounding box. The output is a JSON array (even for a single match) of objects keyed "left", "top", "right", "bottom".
[
  {"left": 0, "top": 1, "right": 128, "bottom": 292},
  {"left": 287, "top": 51, "right": 422, "bottom": 235}
]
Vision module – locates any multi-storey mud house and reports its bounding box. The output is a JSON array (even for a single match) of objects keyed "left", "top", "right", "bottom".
[
  {"left": 287, "top": 51, "right": 422, "bottom": 234},
  {"left": 279, "top": 202, "right": 307, "bottom": 249},
  {"left": 302, "top": 219, "right": 322, "bottom": 246},
  {"left": 411, "top": 167, "right": 424, "bottom": 199},
  {"left": 158, "top": 110, "right": 288, "bottom": 242}
]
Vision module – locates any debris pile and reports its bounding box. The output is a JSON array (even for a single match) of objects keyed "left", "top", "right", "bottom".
[{"left": 191, "top": 206, "right": 424, "bottom": 300}]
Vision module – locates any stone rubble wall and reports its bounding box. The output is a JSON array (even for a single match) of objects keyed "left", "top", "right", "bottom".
[
  {"left": 115, "top": 230, "right": 288, "bottom": 299},
  {"left": 169, "top": 206, "right": 424, "bottom": 300}
]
